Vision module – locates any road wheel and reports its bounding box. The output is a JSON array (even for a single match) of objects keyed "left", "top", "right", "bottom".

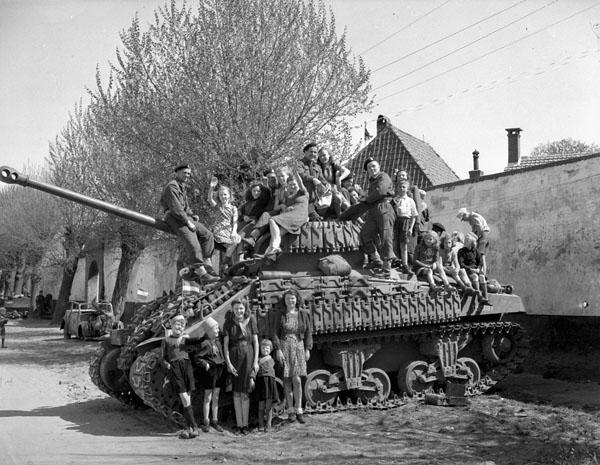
[
  {"left": 360, "top": 368, "right": 391, "bottom": 402},
  {"left": 397, "top": 360, "right": 434, "bottom": 396},
  {"left": 457, "top": 357, "right": 481, "bottom": 387},
  {"left": 304, "top": 369, "right": 338, "bottom": 408},
  {"left": 482, "top": 332, "right": 517, "bottom": 364}
]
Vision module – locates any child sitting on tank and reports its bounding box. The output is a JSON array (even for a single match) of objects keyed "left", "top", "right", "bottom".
[
  {"left": 412, "top": 230, "right": 451, "bottom": 292},
  {"left": 191, "top": 317, "right": 226, "bottom": 433},
  {"left": 457, "top": 233, "right": 490, "bottom": 305},
  {"left": 161, "top": 314, "right": 206, "bottom": 439},
  {"left": 250, "top": 338, "right": 280, "bottom": 432},
  {"left": 439, "top": 233, "right": 474, "bottom": 293}
]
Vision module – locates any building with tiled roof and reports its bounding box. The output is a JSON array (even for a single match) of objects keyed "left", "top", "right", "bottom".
[
  {"left": 348, "top": 115, "right": 459, "bottom": 189},
  {"left": 504, "top": 128, "right": 600, "bottom": 172}
]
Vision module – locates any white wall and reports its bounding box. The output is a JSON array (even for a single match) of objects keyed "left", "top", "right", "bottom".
[{"left": 428, "top": 154, "right": 600, "bottom": 317}]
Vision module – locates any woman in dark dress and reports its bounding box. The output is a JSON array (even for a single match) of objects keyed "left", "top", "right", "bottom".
[
  {"left": 270, "top": 288, "right": 312, "bottom": 424},
  {"left": 223, "top": 300, "right": 259, "bottom": 435}
]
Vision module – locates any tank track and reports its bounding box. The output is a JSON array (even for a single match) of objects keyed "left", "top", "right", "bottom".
[
  {"left": 304, "top": 321, "right": 529, "bottom": 414},
  {"left": 89, "top": 341, "right": 145, "bottom": 406},
  {"left": 125, "top": 319, "right": 528, "bottom": 421},
  {"left": 128, "top": 348, "right": 186, "bottom": 427},
  {"left": 117, "top": 279, "right": 248, "bottom": 377}
]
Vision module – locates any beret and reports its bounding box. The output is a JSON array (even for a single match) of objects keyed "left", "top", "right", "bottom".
[
  {"left": 363, "top": 157, "right": 377, "bottom": 171},
  {"left": 174, "top": 163, "right": 191, "bottom": 172}
]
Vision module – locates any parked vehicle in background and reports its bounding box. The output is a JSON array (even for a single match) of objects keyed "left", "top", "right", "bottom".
[{"left": 61, "top": 300, "right": 117, "bottom": 340}]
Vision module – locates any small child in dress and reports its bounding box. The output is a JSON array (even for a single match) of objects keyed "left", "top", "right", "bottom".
[
  {"left": 193, "top": 317, "right": 226, "bottom": 433},
  {"left": 161, "top": 314, "right": 205, "bottom": 439},
  {"left": 412, "top": 230, "right": 450, "bottom": 291},
  {"left": 393, "top": 180, "right": 418, "bottom": 274},
  {"left": 251, "top": 339, "right": 280, "bottom": 432},
  {"left": 457, "top": 233, "right": 490, "bottom": 305}
]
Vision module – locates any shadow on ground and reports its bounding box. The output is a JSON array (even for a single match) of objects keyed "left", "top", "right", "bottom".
[{"left": 0, "top": 397, "right": 172, "bottom": 437}]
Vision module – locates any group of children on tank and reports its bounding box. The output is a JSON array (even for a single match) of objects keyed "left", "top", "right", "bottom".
[
  {"left": 161, "top": 289, "right": 312, "bottom": 439},
  {"left": 203, "top": 144, "right": 491, "bottom": 302}
]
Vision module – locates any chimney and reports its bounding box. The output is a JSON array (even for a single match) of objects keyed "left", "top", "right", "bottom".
[
  {"left": 376, "top": 115, "right": 389, "bottom": 134},
  {"left": 469, "top": 150, "right": 483, "bottom": 179},
  {"left": 506, "top": 128, "right": 522, "bottom": 166}
]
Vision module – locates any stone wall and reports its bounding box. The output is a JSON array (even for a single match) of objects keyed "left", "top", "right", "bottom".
[{"left": 427, "top": 153, "right": 600, "bottom": 317}]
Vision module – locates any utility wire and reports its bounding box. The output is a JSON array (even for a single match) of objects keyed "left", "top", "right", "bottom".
[
  {"left": 376, "top": 0, "right": 600, "bottom": 102},
  {"left": 374, "top": 0, "right": 559, "bottom": 92},
  {"left": 359, "top": 0, "right": 452, "bottom": 55},
  {"left": 390, "top": 49, "right": 594, "bottom": 116},
  {"left": 373, "top": 0, "right": 529, "bottom": 73}
]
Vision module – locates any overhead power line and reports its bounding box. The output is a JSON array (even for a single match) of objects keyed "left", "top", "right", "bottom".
[
  {"left": 374, "top": 0, "right": 559, "bottom": 92},
  {"left": 390, "top": 49, "right": 595, "bottom": 116},
  {"left": 375, "top": 0, "right": 600, "bottom": 102},
  {"left": 373, "top": 0, "right": 529, "bottom": 73},
  {"left": 359, "top": 0, "right": 452, "bottom": 55}
]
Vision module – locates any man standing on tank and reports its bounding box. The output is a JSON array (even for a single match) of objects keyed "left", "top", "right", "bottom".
[
  {"left": 161, "top": 164, "right": 218, "bottom": 282},
  {"left": 360, "top": 158, "right": 396, "bottom": 271}
]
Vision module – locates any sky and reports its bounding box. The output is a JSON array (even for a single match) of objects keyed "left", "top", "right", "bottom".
[{"left": 1, "top": 0, "right": 599, "bottom": 179}]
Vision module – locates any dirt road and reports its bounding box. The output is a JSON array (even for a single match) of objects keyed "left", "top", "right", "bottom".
[{"left": 1, "top": 319, "right": 599, "bottom": 465}]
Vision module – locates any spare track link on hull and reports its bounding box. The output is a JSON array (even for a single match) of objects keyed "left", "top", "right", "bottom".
[
  {"left": 117, "top": 280, "right": 244, "bottom": 375},
  {"left": 129, "top": 348, "right": 186, "bottom": 427},
  {"left": 89, "top": 342, "right": 145, "bottom": 407}
]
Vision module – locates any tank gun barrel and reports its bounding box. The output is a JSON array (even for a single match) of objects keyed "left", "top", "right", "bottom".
[{"left": 0, "top": 165, "right": 171, "bottom": 233}]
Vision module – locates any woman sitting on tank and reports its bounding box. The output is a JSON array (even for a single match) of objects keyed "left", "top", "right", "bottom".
[
  {"left": 315, "top": 148, "right": 350, "bottom": 219},
  {"left": 238, "top": 182, "right": 271, "bottom": 232},
  {"left": 242, "top": 171, "right": 308, "bottom": 259}
]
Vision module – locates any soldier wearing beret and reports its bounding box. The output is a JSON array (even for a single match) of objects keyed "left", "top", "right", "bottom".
[
  {"left": 160, "top": 164, "right": 218, "bottom": 282},
  {"left": 359, "top": 158, "right": 396, "bottom": 271}
]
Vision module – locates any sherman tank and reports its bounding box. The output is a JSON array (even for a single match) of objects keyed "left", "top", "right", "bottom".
[{"left": 1, "top": 165, "right": 529, "bottom": 424}]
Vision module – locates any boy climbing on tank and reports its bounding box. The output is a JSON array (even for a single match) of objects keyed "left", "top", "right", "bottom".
[
  {"left": 457, "top": 233, "right": 491, "bottom": 305},
  {"left": 161, "top": 314, "right": 206, "bottom": 439},
  {"left": 456, "top": 207, "right": 490, "bottom": 277}
]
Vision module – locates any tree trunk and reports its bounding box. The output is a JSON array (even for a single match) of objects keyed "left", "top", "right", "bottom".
[
  {"left": 111, "top": 231, "right": 145, "bottom": 321},
  {"left": 29, "top": 266, "right": 42, "bottom": 317},
  {"left": 52, "top": 229, "right": 83, "bottom": 325},
  {"left": 12, "top": 253, "right": 26, "bottom": 296},
  {"left": 7, "top": 267, "right": 17, "bottom": 298}
]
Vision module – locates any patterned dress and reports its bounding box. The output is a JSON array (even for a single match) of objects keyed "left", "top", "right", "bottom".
[
  {"left": 213, "top": 203, "right": 238, "bottom": 245},
  {"left": 280, "top": 312, "right": 307, "bottom": 378}
]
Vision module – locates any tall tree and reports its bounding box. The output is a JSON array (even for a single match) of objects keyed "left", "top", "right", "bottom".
[
  {"left": 94, "top": 0, "right": 372, "bottom": 189},
  {"left": 530, "top": 138, "right": 600, "bottom": 157},
  {"left": 0, "top": 170, "right": 62, "bottom": 311},
  {"left": 48, "top": 106, "right": 105, "bottom": 323}
]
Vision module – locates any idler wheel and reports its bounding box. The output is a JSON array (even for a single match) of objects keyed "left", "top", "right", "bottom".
[
  {"left": 457, "top": 357, "right": 481, "bottom": 387},
  {"left": 99, "top": 347, "right": 124, "bottom": 392},
  {"left": 482, "top": 332, "right": 517, "bottom": 364},
  {"left": 304, "top": 369, "right": 338, "bottom": 407},
  {"left": 360, "top": 368, "right": 391, "bottom": 402},
  {"left": 398, "top": 360, "right": 434, "bottom": 396}
]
